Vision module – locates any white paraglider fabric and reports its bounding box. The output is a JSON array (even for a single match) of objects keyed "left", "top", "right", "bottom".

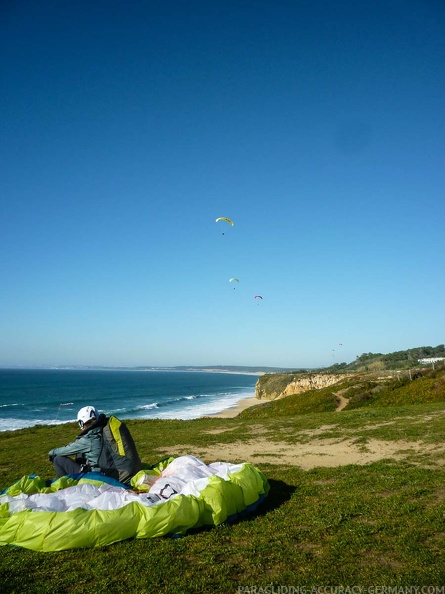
[{"left": 0, "top": 456, "right": 244, "bottom": 513}]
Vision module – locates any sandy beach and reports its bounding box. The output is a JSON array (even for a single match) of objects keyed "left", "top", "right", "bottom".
[{"left": 210, "top": 396, "right": 260, "bottom": 418}]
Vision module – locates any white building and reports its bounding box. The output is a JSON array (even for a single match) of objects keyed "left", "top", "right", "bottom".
[{"left": 418, "top": 357, "right": 445, "bottom": 364}]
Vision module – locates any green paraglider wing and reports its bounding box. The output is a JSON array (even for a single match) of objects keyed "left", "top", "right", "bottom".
[
  {"left": 0, "top": 457, "right": 269, "bottom": 551},
  {"left": 215, "top": 217, "right": 234, "bottom": 226},
  {"left": 229, "top": 278, "right": 240, "bottom": 283}
]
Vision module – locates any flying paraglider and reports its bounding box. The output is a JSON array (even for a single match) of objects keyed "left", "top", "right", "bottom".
[
  {"left": 215, "top": 217, "right": 234, "bottom": 226},
  {"left": 229, "top": 278, "right": 240, "bottom": 289},
  {"left": 254, "top": 295, "right": 263, "bottom": 300},
  {"left": 215, "top": 217, "right": 234, "bottom": 235}
]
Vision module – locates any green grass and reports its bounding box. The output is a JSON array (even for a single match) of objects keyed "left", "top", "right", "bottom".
[
  {"left": 345, "top": 372, "right": 445, "bottom": 409},
  {"left": 240, "top": 383, "right": 343, "bottom": 418},
  {"left": 2, "top": 380, "right": 445, "bottom": 592}
]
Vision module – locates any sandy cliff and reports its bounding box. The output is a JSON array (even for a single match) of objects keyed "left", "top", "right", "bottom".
[{"left": 255, "top": 372, "right": 353, "bottom": 400}]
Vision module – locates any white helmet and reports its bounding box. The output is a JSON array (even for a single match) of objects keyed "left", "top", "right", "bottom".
[{"left": 77, "top": 406, "right": 99, "bottom": 429}]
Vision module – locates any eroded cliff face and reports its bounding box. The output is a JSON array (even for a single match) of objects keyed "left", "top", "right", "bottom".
[{"left": 255, "top": 373, "right": 353, "bottom": 400}]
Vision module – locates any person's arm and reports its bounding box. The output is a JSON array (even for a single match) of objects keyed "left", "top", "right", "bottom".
[{"left": 48, "top": 435, "right": 90, "bottom": 458}]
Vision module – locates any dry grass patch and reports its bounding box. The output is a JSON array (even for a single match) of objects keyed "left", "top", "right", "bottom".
[{"left": 155, "top": 436, "right": 445, "bottom": 469}]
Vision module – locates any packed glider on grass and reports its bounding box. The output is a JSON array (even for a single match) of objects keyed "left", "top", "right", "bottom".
[{"left": 0, "top": 455, "right": 269, "bottom": 552}]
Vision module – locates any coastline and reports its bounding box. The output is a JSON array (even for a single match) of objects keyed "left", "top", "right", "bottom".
[
  {"left": 0, "top": 368, "right": 262, "bottom": 430},
  {"left": 0, "top": 396, "right": 263, "bottom": 432},
  {"left": 208, "top": 396, "right": 260, "bottom": 418}
]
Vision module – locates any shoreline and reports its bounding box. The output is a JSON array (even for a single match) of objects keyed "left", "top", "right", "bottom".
[
  {"left": 207, "top": 396, "right": 260, "bottom": 418},
  {"left": 0, "top": 396, "right": 262, "bottom": 432},
  {"left": 0, "top": 395, "right": 263, "bottom": 432}
]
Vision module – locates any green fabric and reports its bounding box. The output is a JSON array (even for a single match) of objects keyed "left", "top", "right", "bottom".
[
  {"left": 0, "top": 460, "right": 269, "bottom": 552},
  {"left": 108, "top": 415, "right": 125, "bottom": 456}
]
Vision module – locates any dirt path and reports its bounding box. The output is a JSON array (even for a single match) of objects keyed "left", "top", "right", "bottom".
[{"left": 335, "top": 391, "right": 349, "bottom": 412}]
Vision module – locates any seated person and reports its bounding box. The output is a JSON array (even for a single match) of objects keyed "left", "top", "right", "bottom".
[{"left": 48, "top": 406, "right": 107, "bottom": 477}]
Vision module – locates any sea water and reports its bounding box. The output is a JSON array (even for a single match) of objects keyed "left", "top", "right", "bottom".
[{"left": 0, "top": 369, "right": 259, "bottom": 432}]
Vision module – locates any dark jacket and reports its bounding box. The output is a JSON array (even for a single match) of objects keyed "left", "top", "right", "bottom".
[{"left": 48, "top": 414, "right": 107, "bottom": 472}]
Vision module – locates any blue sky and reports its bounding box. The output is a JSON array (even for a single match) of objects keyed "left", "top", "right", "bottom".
[{"left": 1, "top": 0, "right": 444, "bottom": 369}]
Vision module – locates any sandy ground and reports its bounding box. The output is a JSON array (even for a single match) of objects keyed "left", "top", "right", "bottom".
[
  {"left": 161, "top": 397, "right": 445, "bottom": 469},
  {"left": 210, "top": 397, "right": 260, "bottom": 418},
  {"left": 160, "top": 435, "right": 445, "bottom": 469},
  {"left": 189, "top": 437, "right": 445, "bottom": 469}
]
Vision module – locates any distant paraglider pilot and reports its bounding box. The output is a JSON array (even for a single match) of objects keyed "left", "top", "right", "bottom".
[
  {"left": 48, "top": 406, "right": 106, "bottom": 477},
  {"left": 216, "top": 216, "right": 234, "bottom": 235}
]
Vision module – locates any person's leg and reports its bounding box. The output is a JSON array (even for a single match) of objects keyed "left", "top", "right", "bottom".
[{"left": 52, "top": 455, "right": 81, "bottom": 477}]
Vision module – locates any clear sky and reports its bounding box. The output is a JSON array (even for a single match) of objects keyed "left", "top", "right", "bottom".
[{"left": 1, "top": 0, "right": 444, "bottom": 369}]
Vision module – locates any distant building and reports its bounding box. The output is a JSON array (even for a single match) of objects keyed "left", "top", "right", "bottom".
[{"left": 418, "top": 357, "right": 445, "bottom": 364}]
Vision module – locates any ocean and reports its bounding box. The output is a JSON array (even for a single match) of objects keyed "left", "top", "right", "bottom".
[{"left": 0, "top": 369, "right": 259, "bottom": 432}]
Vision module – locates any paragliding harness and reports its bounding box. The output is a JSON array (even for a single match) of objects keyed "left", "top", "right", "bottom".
[
  {"left": 79, "top": 414, "right": 141, "bottom": 484},
  {"left": 97, "top": 415, "right": 142, "bottom": 484}
]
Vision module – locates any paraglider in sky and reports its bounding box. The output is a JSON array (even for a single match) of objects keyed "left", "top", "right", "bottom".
[
  {"left": 254, "top": 295, "right": 263, "bottom": 300},
  {"left": 215, "top": 217, "right": 234, "bottom": 235},
  {"left": 215, "top": 217, "right": 234, "bottom": 226},
  {"left": 229, "top": 278, "right": 239, "bottom": 289}
]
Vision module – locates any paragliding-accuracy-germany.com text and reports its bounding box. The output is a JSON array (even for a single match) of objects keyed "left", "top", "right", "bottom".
[{"left": 237, "top": 587, "right": 445, "bottom": 594}]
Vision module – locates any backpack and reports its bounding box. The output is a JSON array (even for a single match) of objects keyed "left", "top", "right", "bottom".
[{"left": 98, "top": 416, "right": 142, "bottom": 484}]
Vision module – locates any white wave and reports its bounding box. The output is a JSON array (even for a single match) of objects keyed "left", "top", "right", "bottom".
[
  {"left": 0, "top": 403, "right": 24, "bottom": 408},
  {"left": 138, "top": 391, "right": 255, "bottom": 421},
  {"left": 138, "top": 402, "right": 159, "bottom": 410},
  {"left": 0, "top": 418, "right": 74, "bottom": 432}
]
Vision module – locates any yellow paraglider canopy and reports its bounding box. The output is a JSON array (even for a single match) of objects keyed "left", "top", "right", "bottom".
[{"left": 215, "top": 217, "right": 234, "bottom": 226}]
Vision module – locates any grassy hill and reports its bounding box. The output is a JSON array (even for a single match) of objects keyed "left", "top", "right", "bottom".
[
  {"left": 1, "top": 362, "right": 445, "bottom": 591},
  {"left": 323, "top": 343, "right": 445, "bottom": 372},
  {"left": 244, "top": 366, "right": 445, "bottom": 419}
]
